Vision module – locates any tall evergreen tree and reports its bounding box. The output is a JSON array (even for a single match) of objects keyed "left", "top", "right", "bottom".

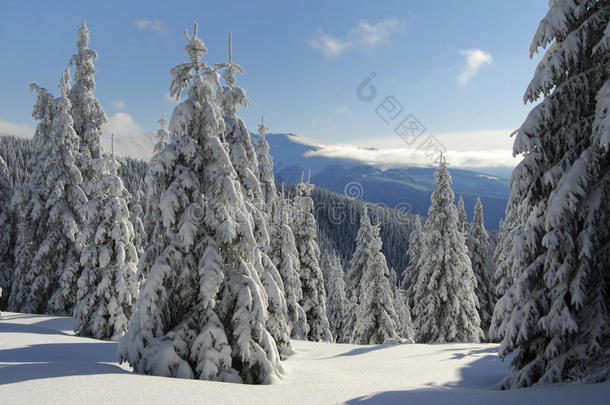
[
  {"left": 291, "top": 179, "right": 333, "bottom": 342},
  {"left": 74, "top": 156, "right": 138, "bottom": 339},
  {"left": 457, "top": 195, "right": 467, "bottom": 233},
  {"left": 466, "top": 197, "right": 495, "bottom": 338},
  {"left": 217, "top": 37, "right": 291, "bottom": 358},
  {"left": 412, "top": 156, "right": 483, "bottom": 343},
  {"left": 400, "top": 215, "right": 423, "bottom": 310},
  {"left": 68, "top": 20, "right": 105, "bottom": 185},
  {"left": 350, "top": 207, "right": 398, "bottom": 344},
  {"left": 119, "top": 24, "right": 281, "bottom": 384},
  {"left": 321, "top": 249, "right": 348, "bottom": 343},
  {"left": 270, "top": 190, "right": 308, "bottom": 339},
  {"left": 139, "top": 113, "right": 172, "bottom": 282},
  {"left": 256, "top": 117, "right": 277, "bottom": 210},
  {"left": 9, "top": 72, "right": 86, "bottom": 315},
  {"left": 389, "top": 267, "right": 414, "bottom": 341},
  {"left": 491, "top": 1, "right": 610, "bottom": 388},
  {"left": 0, "top": 156, "right": 14, "bottom": 310}
]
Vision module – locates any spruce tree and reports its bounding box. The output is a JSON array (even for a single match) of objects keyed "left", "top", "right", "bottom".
[
  {"left": 351, "top": 207, "right": 398, "bottom": 344},
  {"left": 270, "top": 190, "right": 308, "bottom": 339},
  {"left": 139, "top": 113, "right": 172, "bottom": 282},
  {"left": 400, "top": 215, "right": 423, "bottom": 310},
  {"left": 0, "top": 156, "right": 14, "bottom": 310},
  {"left": 466, "top": 197, "right": 495, "bottom": 338},
  {"left": 390, "top": 267, "right": 414, "bottom": 341},
  {"left": 291, "top": 179, "right": 333, "bottom": 341},
  {"left": 119, "top": 24, "right": 281, "bottom": 383},
  {"left": 256, "top": 117, "right": 277, "bottom": 210},
  {"left": 457, "top": 195, "right": 467, "bottom": 233},
  {"left": 321, "top": 250, "right": 348, "bottom": 343},
  {"left": 68, "top": 20, "right": 105, "bottom": 186},
  {"left": 74, "top": 156, "right": 138, "bottom": 339},
  {"left": 9, "top": 72, "right": 86, "bottom": 315},
  {"left": 412, "top": 156, "right": 483, "bottom": 343},
  {"left": 217, "top": 37, "right": 291, "bottom": 358},
  {"left": 492, "top": 2, "right": 610, "bottom": 388}
]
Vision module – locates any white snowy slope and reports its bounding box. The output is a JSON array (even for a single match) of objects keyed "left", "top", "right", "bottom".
[{"left": 1, "top": 312, "right": 608, "bottom": 405}]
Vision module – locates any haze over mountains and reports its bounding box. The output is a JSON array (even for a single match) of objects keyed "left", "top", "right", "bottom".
[{"left": 258, "top": 133, "right": 511, "bottom": 229}]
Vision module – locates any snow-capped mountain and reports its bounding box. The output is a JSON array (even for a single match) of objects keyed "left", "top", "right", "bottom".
[{"left": 254, "top": 133, "right": 511, "bottom": 229}]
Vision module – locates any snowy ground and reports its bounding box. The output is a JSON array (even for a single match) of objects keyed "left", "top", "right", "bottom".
[{"left": 1, "top": 312, "right": 608, "bottom": 405}]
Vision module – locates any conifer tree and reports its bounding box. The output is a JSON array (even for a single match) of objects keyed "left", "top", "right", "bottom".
[
  {"left": 217, "top": 37, "right": 291, "bottom": 357},
  {"left": 492, "top": 1, "right": 610, "bottom": 388},
  {"left": 390, "top": 267, "right": 414, "bottom": 341},
  {"left": 270, "top": 189, "right": 308, "bottom": 339},
  {"left": 457, "top": 195, "right": 467, "bottom": 233},
  {"left": 256, "top": 116, "right": 277, "bottom": 210},
  {"left": 119, "top": 25, "right": 281, "bottom": 383},
  {"left": 9, "top": 72, "right": 86, "bottom": 315},
  {"left": 351, "top": 207, "right": 398, "bottom": 344},
  {"left": 400, "top": 216, "right": 423, "bottom": 310},
  {"left": 138, "top": 114, "right": 171, "bottom": 282},
  {"left": 74, "top": 155, "right": 138, "bottom": 339},
  {"left": 0, "top": 156, "right": 14, "bottom": 309},
  {"left": 412, "top": 156, "right": 483, "bottom": 343},
  {"left": 68, "top": 20, "right": 106, "bottom": 186},
  {"left": 466, "top": 197, "right": 495, "bottom": 338},
  {"left": 321, "top": 250, "right": 348, "bottom": 343},
  {"left": 291, "top": 178, "right": 333, "bottom": 341}
]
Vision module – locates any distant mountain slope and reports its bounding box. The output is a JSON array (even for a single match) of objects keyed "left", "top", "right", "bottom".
[{"left": 257, "top": 133, "right": 510, "bottom": 229}]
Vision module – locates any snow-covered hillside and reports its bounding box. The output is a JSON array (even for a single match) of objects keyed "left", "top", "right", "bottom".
[{"left": 1, "top": 312, "right": 608, "bottom": 405}]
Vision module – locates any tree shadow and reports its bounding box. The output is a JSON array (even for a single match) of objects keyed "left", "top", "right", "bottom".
[
  {"left": 0, "top": 320, "right": 127, "bottom": 385},
  {"left": 0, "top": 361, "right": 129, "bottom": 385},
  {"left": 326, "top": 343, "right": 398, "bottom": 359}
]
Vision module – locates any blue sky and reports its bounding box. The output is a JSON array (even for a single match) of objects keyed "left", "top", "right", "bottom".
[{"left": 0, "top": 0, "right": 548, "bottom": 165}]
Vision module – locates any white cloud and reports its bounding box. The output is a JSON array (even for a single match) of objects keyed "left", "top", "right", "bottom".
[
  {"left": 335, "top": 105, "right": 350, "bottom": 114},
  {"left": 101, "top": 113, "right": 154, "bottom": 160},
  {"left": 0, "top": 118, "right": 34, "bottom": 138},
  {"left": 310, "top": 18, "right": 403, "bottom": 57},
  {"left": 134, "top": 18, "right": 165, "bottom": 33},
  {"left": 310, "top": 30, "right": 351, "bottom": 57},
  {"left": 349, "top": 19, "right": 403, "bottom": 48},
  {"left": 112, "top": 100, "right": 127, "bottom": 110},
  {"left": 457, "top": 49, "right": 493, "bottom": 87},
  {"left": 288, "top": 128, "right": 520, "bottom": 169}
]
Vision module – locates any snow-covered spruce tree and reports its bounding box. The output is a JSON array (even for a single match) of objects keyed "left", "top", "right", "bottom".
[
  {"left": 466, "top": 197, "right": 495, "bottom": 338},
  {"left": 74, "top": 156, "right": 138, "bottom": 339},
  {"left": 491, "top": 210, "right": 519, "bottom": 300},
  {"left": 350, "top": 206, "right": 398, "bottom": 344},
  {"left": 390, "top": 267, "right": 414, "bottom": 341},
  {"left": 270, "top": 190, "right": 308, "bottom": 339},
  {"left": 256, "top": 117, "right": 277, "bottom": 210},
  {"left": 217, "top": 38, "right": 291, "bottom": 358},
  {"left": 321, "top": 249, "right": 348, "bottom": 343},
  {"left": 0, "top": 156, "right": 15, "bottom": 309},
  {"left": 139, "top": 113, "right": 172, "bottom": 282},
  {"left": 119, "top": 25, "right": 281, "bottom": 384},
  {"left": 400, "top": 215, "right": 423, "bottom": 310},
  {"left": 68, "top": 20, "right": 105, "bottom": 186},
  {"left": 9, "top": 72, "right": 86, "bottom": 315},
  {"left": 491, "top": 2, "right": 610, "bottom": 388},
  {"left": 153, "top": 112, "right": 170, "bottom": 156},
  {"left": 291, "top": 179, "right": 333, "bottom": 341},
  {"left": 457, "top": 195, "right": 467, "bottom": 233},
  {"left": 412, "top": 156, "right": 483, "bottom": 343}
]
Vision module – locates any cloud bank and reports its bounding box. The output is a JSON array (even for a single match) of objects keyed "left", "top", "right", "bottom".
[
  {"left": 289, "top": 128, "right": 520, "bottom": 169},
  {"left": 0, "top": 118, "right": 34, "bottom": 138}
]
